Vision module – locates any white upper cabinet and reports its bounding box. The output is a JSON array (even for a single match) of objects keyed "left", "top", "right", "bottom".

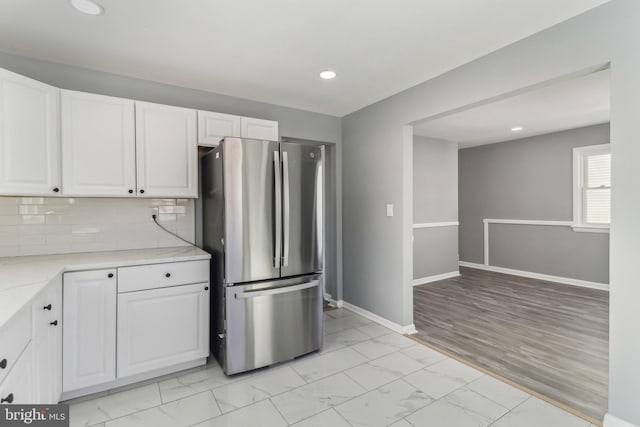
[
  {"left": 241, "top": 116, "right": 279, "bottom": 141},
  {"left": 0, "top": 68, "right": 60, "bottom": 196},
  {"left": 197, "top": 111, "right": 279, "bottom": 146},
  {"left": 61, "top": 90, "right": 136, "bottom": 197},
  {"left": 197, "top": 111, "right": 240, "bottom": 147},
  {"left": 135, "top": 101, "right": 198, "bottom": 198}
]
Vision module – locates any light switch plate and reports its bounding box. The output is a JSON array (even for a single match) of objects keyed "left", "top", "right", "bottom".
[{"left": 386, "top": 204, "right": 394, "bottom": 217}]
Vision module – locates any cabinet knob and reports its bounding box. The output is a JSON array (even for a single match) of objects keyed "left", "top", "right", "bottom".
[
  {"left": 50, "top": 320, "right": 58, "bottom": 326},
  {"left": 139, "top": 189, "right": 145, "bottom": 194},
  {"left": 128, "top": 189, "right": 134, "bottom": 194},
  {"left": 204, "top": 286, "right": 209, "bottom": 290},
  {"left": 165, "top": 273, "right": 171, "bottom": 278},
  {"left": 0, "top": 359, "right": 6, "bottom": 369},
  {"left": 43, "top": 304, "right": 52, "bottom": 311},
  {"left": 108, "top": 273, "right": 114, "bottom": 278},
  {"left": 1, "top": 393, "right": 13, "bottom": 404},
  {"left": 53, "top": 187, "right": 60, "bottom": 193}
]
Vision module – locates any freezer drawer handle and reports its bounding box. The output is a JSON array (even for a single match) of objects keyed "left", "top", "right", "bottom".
[{"left": 234, "top": 280, "right": 319, "bottom": 299}]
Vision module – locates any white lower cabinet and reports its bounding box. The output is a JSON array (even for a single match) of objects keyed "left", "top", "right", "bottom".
[
  {"left": 61, "top": 260, "right": 209, "bottom": 398},
  {"left": 117, "top": 282, "right": 209, "bottom": 378},
  {"left": 32, "top": 275, "right": 62, "bottom": 403},
  {"left": 0, "top": 343, "right": 35, "bottom": 404},
  {"left": 62, "top": 269, "right": 117, "bottom": 392},
  {"left": 0, "top": 275, "right": 62, "bottom": 406}
]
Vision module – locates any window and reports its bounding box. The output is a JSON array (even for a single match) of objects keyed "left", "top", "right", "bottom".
[{"left": 573, "top": 144, "right": 611, "bottom": 232}]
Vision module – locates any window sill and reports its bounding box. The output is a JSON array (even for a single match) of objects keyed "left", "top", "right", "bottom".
[{"left": 572, "top": 224, "right": 610, "bottom": 233}]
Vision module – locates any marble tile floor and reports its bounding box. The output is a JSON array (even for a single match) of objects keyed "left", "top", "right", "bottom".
[{"left": 66, "top": 309, "right": 598, "bottom": 427}]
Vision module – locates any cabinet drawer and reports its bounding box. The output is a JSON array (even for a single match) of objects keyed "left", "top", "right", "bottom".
[
  {"left": 0, "top": 307, "right": 32, "bottom": 385},
  {"left": 118, "top": 260, "right": 209, "bottom": 293},
  {"left": 0, "top": 342, "right": 35, "bottom": 405}
]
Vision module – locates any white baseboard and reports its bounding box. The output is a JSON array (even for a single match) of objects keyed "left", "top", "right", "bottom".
[
  {"left": 342, "top": 301, "right": 417, "bottom": 335},
  {"left": 459, "top": 261, "right": 609, "bottom": 291},
  {"left": 324, "top": 293, "right": 344, "bottom": 308},
  {"left": 604, "top": 413, "right": 639, "bottom": 427},
  {"left": 413, "top": 270, "right": 460, "bottom": 286}
]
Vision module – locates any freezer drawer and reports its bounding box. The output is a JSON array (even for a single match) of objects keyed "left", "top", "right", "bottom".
[{"left": 224, "top": 275, "right": 323, "bottom": 375}]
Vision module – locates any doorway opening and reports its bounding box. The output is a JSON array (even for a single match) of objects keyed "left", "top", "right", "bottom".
[{"left": 410, "top": 67, "right": 610, "bottom": 423}]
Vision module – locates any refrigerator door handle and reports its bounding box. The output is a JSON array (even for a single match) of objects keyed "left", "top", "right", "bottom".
[
  {"left": 234, "top": 280, "right": 319, "bottom": 299},
  {"left": 273, "top": 150, "right": 282, "bottom": 268},
  {"left": 282, "top": 151, "right": 290, "bottom": 267}
]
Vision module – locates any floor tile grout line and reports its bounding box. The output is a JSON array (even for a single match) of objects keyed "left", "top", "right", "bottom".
[
  {"left": 333, "top": 407, "right": 356, "bottom": 427},
  {"left": 207, "top": 389, "right": 223, "bottom": 419},
  {"left": 487, "top": 395, "right": 533, "bottom": 426},
  {"left": 88, "top": 388, "right": 216, "bottom": 426},
  {"left": 463, "top": 375, "right": 528, "bottom": 412},
  {"left": 267, "top": 396, "right": 291, "bottom": 425}
]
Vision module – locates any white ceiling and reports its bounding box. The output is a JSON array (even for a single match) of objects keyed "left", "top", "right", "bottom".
[
  {"left": 0, "top": 0, "right": 610, "bottom": 116},
  {"left": 413, "top": 69, "right": 610, "bottom": 148}
]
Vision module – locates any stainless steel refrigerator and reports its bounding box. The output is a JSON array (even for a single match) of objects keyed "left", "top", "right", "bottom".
[{"left": 202, "top": 137, "right": 323, "bottom": 375}]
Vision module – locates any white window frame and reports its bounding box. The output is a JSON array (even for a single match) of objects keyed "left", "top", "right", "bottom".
[{"left": 572, "top": 143, "right": 611, "bottom": 233}]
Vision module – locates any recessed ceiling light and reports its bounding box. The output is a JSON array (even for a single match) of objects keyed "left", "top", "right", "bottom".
[
  {"left": 70, "top": 0, "right": 104, "bottom": 16},
  {"left": 511, "top": 126, "right": 524, "bottom": 132},
  {"left": 319, "top": 70, "right": 337, "bottom": 80}
]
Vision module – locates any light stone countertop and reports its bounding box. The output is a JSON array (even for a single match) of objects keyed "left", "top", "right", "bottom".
[{"left": 0, "top": 246, "right": 211, "bottom": 329}]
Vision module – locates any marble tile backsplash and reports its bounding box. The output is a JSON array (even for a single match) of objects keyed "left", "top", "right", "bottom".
[{"left": 0, "top": 197, "right": 195, "bottom": 257}]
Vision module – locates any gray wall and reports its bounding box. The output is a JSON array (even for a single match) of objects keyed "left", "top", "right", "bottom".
[
  {"left": 413, "top": 227, "right": 459, "bottom": 280},
  {"left": 342, "top": 1, "right": 640, "bottom": 422},
  {"left": 413, "top": 136, "right": 458, "bottom": 281},
  {"left": 413, "top": 136, "right": 458, "bottom": 223},
  {"left": 459, "top": 124, "right": 610, "bottom": 283},
  {"left": 0, "top": 51, "right": 343, "bottom": 300}
]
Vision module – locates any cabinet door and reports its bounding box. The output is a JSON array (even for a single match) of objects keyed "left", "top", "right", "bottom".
[
  {"left": 240, "top": 117, "right": 279, "bottom": 141},
  {"left": 0, "top": 343, "right": 35, "bottom": 405},
  {"left": 135, "top": 101, "right": 197, "bottom": 197},
  {"left": 63, "top": 269, "right": 117, "bottom": 392},
  {"left": 197, "top": 111, "right": 240, "bottom": 147},
  {"left": 0, "top": 68, "right": 60, "bottom": 196},
  {"left": 32, "top": 276, "right": 62, "bottom": 404},
  {"left": 117, "top": 283, "right": 209, "bottom": 378},
  {"left": 61, "top": 90, "right": 136, "bottom": 196}
]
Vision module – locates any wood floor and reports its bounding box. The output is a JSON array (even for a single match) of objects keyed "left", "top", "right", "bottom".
[{"left": 413, "top": 266, "right": 608, "bottom": 421}]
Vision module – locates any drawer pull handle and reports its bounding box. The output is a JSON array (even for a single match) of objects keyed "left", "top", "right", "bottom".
[
  {"left": 53, "top": 187, "right": 60, "bottom": 193},
  {"left": 43, "top": 304, "right": 52, "bottom": 310},
  {"left": 1, "top": 393, "right": 13, "bottom": 404},
  {"left": 204, "top": 286, "right": 209, "bottom": 290},
  {"left": 50, "top": 320, "right": 58, "bottom": 326},
  {"left": 128, "top": 189, "right": 134, "bottom": 194},
  {"left": 165, "top": 273, "right": 171, "bottom": 278},
  {"left": 0, "top": 359, "right": 6, "bottom": 369},
  {"left": 108, "top": 273, "right": 114, "bottom": 278}
]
